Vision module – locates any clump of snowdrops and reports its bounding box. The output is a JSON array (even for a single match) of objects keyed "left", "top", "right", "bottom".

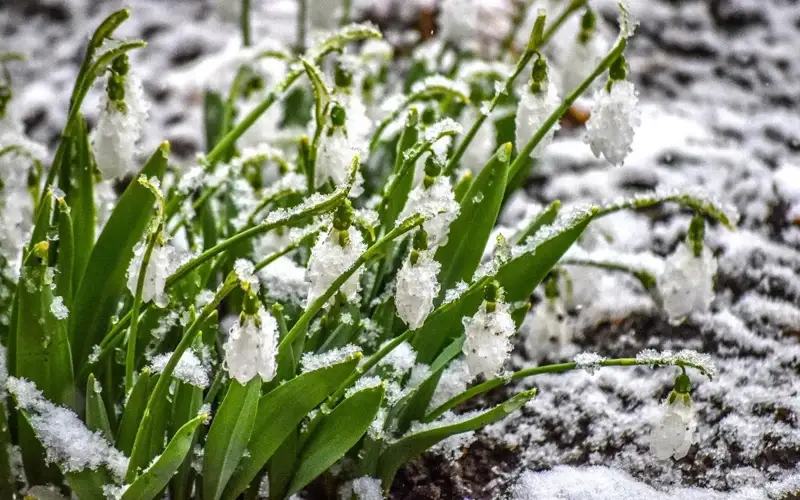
[{"left": 0, "top": 0, "right": 738, "bottom": 498}]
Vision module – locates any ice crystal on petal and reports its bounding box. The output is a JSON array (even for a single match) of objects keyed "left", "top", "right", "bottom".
[
  {"left": 400, "top": 176, "right": 460, "bottom": 248},
  {"left": 300, "top": 344, "right": 361, "bottom": 373},
  {"left": 515, "top": 78, "right": 561, "bottom": 160},
  {"left": 233, "top": 258, "right": 260, "bottom": 292},
  {"left": 584, "top": 80, "right": 641, "bottom": 166},
  {"left": 649, "top": 396, "right": 696, "bottom": 460},
  {"left": 6, "top": 377, "right": 129, "bottom": 480},
  {"left": 394, "top": 251, "right": 441, "bottom": 330},
  {"left": 223, "top": 308, "right": 279, "bottom": 384},
  {"left": 635, "top": 349, "right": 717, "bottom": 379},
  {"left": 306, "top": 226, "right": 367, "bottom": 305},
  {"left": 150, "top": 350, "right": 210, "bottom": 388},
  {"left": 49, "top": 295, "right": 68, "bottom": 320},
  {"left": 659, "top": 243, "right": 717, "bottom": 323},
  {"left": 462, "top": 301, "right": 516, "bottom": 378}
]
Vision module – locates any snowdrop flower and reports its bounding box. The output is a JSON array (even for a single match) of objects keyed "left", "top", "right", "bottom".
[
  {"left": 394, "top": 230, "right": 441, "bottom": 330},
  {"left": 584, "top": 56, "right": 640, "bottom": 166},
  {"left": 316, "top": 103, "right": 365, "bottom": 196},
  {"left": 332, "top": 61, "right": 373, "bottom": 144},
  {"left": 461, "top": 106, "right": 495, "bottom": 174},
  {"left": 658, "top": 217, "right": 717, "bottom": 323},
  {"left": 462, "top": 282, "right": 516, "bottom": 378},
  {"left": 439, "top": 0, "right": 513, "bottom": 56},
  {"left": 400, "top": 158, "right": 460, "bottom": 248},
  {"left": 515, "top": 56, "right": 561, "bottom": 160},
  {"left": 559, "top": 8, "right": 607, "bottom": 96},
  {"left": 238, "top": 58, "right": 288, "bottom": 149},
  {"left": 223, "top": 305, "right": 279, "bottom": 384},
  {"left": 91, "top": 55, "right": 150, "bottom": 179},
  {"left": 306, "top": 201, "right": 367, "bottom": 306},
  {"left": 649, "top": 374, "right": 696, "bottom": 460},
  {"left": 522, "top": 298, "right": 571, "bottom": 361},
  {"left": 0, "top": 189, "right": 33, "bottom": 269},
  {"left": 126, "top": 236, "right": 177, "bottom": 308}
]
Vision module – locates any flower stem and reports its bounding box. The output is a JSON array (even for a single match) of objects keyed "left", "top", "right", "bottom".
[
  {"left": 508, "top": 37, "right": 627, "bottom": 179},
  {"left": 444, "top": 0, "right": 584, "bottom": 176},
  {"left": 124, "top": 230, "right": 159, "bottom": 393},
  {"left": 241, "top": 0, "right": 252, "bottom": 47},
  {"left": 297, "top": 0, "right": 307, "bottom": 53}
]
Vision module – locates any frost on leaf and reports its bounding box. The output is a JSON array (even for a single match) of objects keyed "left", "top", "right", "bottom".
[
  {"left": 300, "top": 344, "right": 361, "bottom": 373},
  {"left": 6, "top": 377, "right": 129, "bottom": 481},
  {"left": 49, "top": 295, "right": 69, "bottom": 320},
  {"left": 150, "top": 350, "right": 210, "bottom": 388}
]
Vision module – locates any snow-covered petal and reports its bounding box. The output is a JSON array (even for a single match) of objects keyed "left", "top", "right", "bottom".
[
  {"left": 306, "top": 226, "right": 367, "bottom": 305},
  {"left": 649, "top": 396, "right": 696, "bottom": 460},
  {"left": 659, "top": 243, "right": 717, "bottom": 323},
  {"left": 515, "top": 78, "right": 561, "bottom": 160},
  {"left": 223, "top": 308, "right": 279, "bottom": 384},
  {"left": 462, "top": 301, "right": 516, "bottom": 378},
  {"left": 394, "top": 251, "right": 441, "bottom": 330},
  {"left": 584, "top": 79, "right": 640, "bottom": 166},
  {"left": 126, "top": 241, "right": 179, "bottom": 308},
  {"left": 400, "top": 176, "right": 460, "bottom": 248}
]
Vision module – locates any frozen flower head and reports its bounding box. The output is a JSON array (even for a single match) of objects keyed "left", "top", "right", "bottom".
[
  {"left": 515, "top": 56, "right": 561, "bottom": 160},
  {"left": 439, "top": 0, "right": 512, "bottom": 56},
  {"left": 306, "top": 201, "right": 367, "bottom": 306},
  {"left": 560, "top": 8, "right": 608, "bottom": 96},
  {"left": 462, "top": 282, "right": 516, "bottom": 379},
  {"left": 649, "top": 373, "right": 696, "bottom": 460},
  {"left": 523, "top": 298, "right": 570, "bottom": 361},
  {"left": 401, "top": 157, "right": 460, "bottom": 248},
  {"left": 659, "top": 216, "right": 717, "bottom": 323},
  {"left": 332, "top": 60, "right": 373, "bottom": 144},
  {"left": 395, "top": 229, "right": 442, "bottom": 330},
  {"left": 126, "top": 235, "right": 177, "bottom": 308},
  {"left": 91, "top": 54, "right": 150, "bottom": 179},
  {"left": 584, "top": 55, "right": 640, "bottom": 166},
  {"left": 316, "top": 103, "right": 365, "bottom": 197},
  {"left": 224, "top": 299, "right": 279, "bottom": 384}
]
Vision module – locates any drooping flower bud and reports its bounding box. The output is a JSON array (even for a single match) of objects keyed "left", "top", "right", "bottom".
[
  {"left": 223, "top": 304, "right": 279, "bottom": 384},
  {"left": 515, "top": 56, "right": 561, "bottom": 160},
  {"left": 462, "top": 282, "right": 516, "bottom": 378},
  {"left": 649, "top": 373, "right": 696, "bottom": 460},
  {"left": 395, "top": 229, "right": 441, "bottom": 330}
]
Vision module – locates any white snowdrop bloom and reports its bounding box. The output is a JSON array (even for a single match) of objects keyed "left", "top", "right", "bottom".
[
  {"left": 315, "top": 127, "right": 365, "bottom": 197},
  {"left": 649, "top": 395, "right": 696, "bottom": 460},
  {"left": 223, "top": 307, "right": 279, "bottom": 384},
  {"left": 460, "top": 106, "right": 495, "bottom": 174},
  {"left": 91, "top": 74, "right": 150, "bottom": 179},
  {"left": 515, "top": 78, "right": 561, "bottom": 160},
  {"left": 439, "top": 0, "right": 512, "bottom": 56},
  {"left": 0, "top": 189, "right": 33, "bottom": 270},
  {"left": 659, "top": 243, "right": 717, "bottom": 323},
  {"left": 334, "top": 92, "right": 373, "bottom": 145},
  {"left": 306, "top": 226, "right": 367, "bottom": 306},
  {"left": 584, "top": 79, "right": 641, "bottom": 166},
  {"left": 394, "top": 251, "right": 441, "bottom": 330},
  {"left": 462, "top": 300, "right": 516, "bottom": 378},
  {"left": 126, "top": 240, "right": 178, "bottom": 308},
  {"left": 400, "top": 177, "right": 460, "bottom": 248},
  {"left": 560, "top": 36, "right": 608, "bottom": 96},
  {"left": 522, "top": 300, "right": 570, "bottom": 361}
]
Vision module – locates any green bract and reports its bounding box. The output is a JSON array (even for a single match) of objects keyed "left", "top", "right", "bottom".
[{"left": 0, "top": 2, "right": 735, "bottom": 499}]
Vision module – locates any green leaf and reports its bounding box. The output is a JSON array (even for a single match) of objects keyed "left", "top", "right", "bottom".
[
  {"left": 121, "top": 415, "right": 206, "bottom": 500},
  {"left": 55, "top": 199, "right": 75, "bottom": 307},
  {"left": 203, "top": 379, "right": 261, "bottom": 500},
  {"left": 116, "top": 369, "right": 151, "bottom": 456},
  {"left": 65, "top": 468, "right": 113, "bottom": 500},
  {"left": 510, "top": 200, "right": 560, "bottom": 245},
  {"left": 204, "top": 91, "right": 230, "bottom": 152},
  {"left": 300, "top": 58, "right": 331, "bottom": 129},
  {"left": 223, "top": 353, "right": 361, "bottom": 499},
  {"left": 67, "top": 116, "right": 95, "bottom": 296},
  {"left": 435, "top": 143, "right": 510, "bottom": 298},
  {"left": 287, "top": 385, "right": 385, "bottom": 496},
  {"left": 169, "top": 382, "right": 203, "bottom": 500},
  {"left": 378, "top": 108, "right": 419, "bottom": 233},
  {"left": 376, "top": 389, "right": 537, "bottom": 488},
  {"left": 127, "top": 373, "right": 170, "bottom": 482},
  {"left": 0, "top": 403, "right": 13, "bottom": 497},
  {"left": 70, "top": 142, "right": 168, "bottom": 368},
  {"left": 85, "top": 374, "right": 112, "bottom": 440}
]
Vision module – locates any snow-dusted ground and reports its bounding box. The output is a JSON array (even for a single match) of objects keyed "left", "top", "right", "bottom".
[{"left": 2, "top": 0, "right": 799, "bottom": 498}]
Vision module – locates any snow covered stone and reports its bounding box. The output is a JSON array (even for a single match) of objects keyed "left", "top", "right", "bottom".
[
  {"left": 649, "top": 395, "right": 696, "bottom": 460},
  {"left": 306, "top": 226, "right": 367, "bottom": 306},
  {"left": 462, "top": 301, "right": 516, "bottom": 378},
  {"left": 659, "top": 243, "right": 717, "bottom": 323},
  {"left": 223, "top": 307, "right": 279, "bottom": 384},
  {"left": 400, "top": 177, "right": 460, "bottom": 248},
  {"left": 91, "top": 74, "right": 150, "bottom": 179},
  {"left": 126, "top": 240, "right": 178, "bottom": 308},
  {"left": 394, "top": 251, "right": 441, "bottom": 330},
  {"left": 515, "top": 78, "right": 561, "bottom": 160},
  {"left": 584, "top": 79, "right": 640, "bottom": 166}
]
